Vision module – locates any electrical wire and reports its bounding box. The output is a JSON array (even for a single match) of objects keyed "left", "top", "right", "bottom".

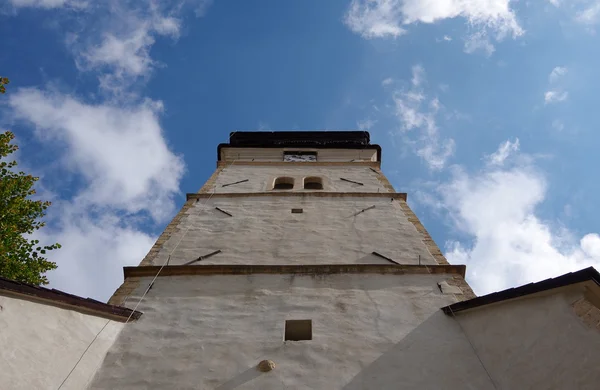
[{"left": 447, "top": 306, "right": 499, "bottom": 390}]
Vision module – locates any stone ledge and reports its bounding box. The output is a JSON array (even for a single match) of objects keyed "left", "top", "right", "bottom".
[
  {"left": 123, "top": 263, "right": 466, "bottom": 279},
  {"left": 217, "top": 161, "right": 380, "bottom": 167},
  {"left": 187, "top": 192, "right": 407, "bottom": 201}
]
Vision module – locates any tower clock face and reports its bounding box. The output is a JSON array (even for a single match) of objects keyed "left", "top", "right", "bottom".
[{"left": 283, "top": 151, "right": 317, "bottom": 162}]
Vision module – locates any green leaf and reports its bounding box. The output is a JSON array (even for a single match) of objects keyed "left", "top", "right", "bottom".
[{"left": 0, "top": 130, "right": 59, "bottom": 285}]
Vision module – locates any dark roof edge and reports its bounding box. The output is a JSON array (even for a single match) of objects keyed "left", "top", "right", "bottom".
[
  {"left": 217, "top": 143, "right": 382, "bottom": 162},
  {"left": 0, "top": 277, "right": 142, "bottom": 322},
  {"left": 442, "top": 266, "right": 600, "bottom": 315},
  {"left": 229, "top": 131, "right": 371, "bottom": 146}
]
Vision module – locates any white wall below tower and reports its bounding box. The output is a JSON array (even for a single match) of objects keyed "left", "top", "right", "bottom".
[
  {"left": 90, "top": 274, "right": 600, "bottom": 389},
  {"left": 89, "top": 273, "right": 492, "bottom": 389}
]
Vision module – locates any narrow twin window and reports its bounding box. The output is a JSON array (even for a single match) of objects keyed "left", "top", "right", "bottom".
[{"left": 273, "top": 176, "right": 324, "bottom": 190}]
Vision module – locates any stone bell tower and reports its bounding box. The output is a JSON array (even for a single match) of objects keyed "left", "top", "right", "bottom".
[{"left": 93, "top": 131, "right": 477, "bottom": 389}]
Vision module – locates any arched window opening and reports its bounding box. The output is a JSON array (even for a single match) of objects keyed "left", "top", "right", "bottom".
[
  {"left": 303, "top": 177, "right": 323, "bottom": 190},
  {"left": 273, "top": 177, "right": 294, "bottom": 190}
]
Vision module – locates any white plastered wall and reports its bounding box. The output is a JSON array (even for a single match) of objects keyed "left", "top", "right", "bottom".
[
  {"left": 149, "top": 196, "right": 436, "bottom": 266},
  {"left": 0, "top": 295, "right": 123, "bottom": 390}
]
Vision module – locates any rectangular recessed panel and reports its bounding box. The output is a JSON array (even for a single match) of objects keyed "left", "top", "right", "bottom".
[
  {"left": 291, "top": 208, "right": 303, "bottom": 213},
  {"left": 285, "top": 320, "right": 312, "bottom": 341}
]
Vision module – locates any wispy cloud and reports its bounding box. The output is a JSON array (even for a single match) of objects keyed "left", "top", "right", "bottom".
[
  {"left": 549, "top": 66, "right": 568, "bottom": 82},
  {"left": 69, "top": 2, "right": 195, "bottom": 95},
  {"left": 576, "top": 1, "right": 600, "bottom": 25},
  {"left": 411, "top": 64, "right": 425, "bottom": 87},
  {"left": 344, "top": 0, "right": 406, "bottom": 39},
  {"left": 544, "top": 66, "right": 569, "bottom": 104},
  {"left": 344, "top": 0, "right": 523, "bottom": 51},
  {"left": 431, "top": 140, "right": 600, "bottom": 295},
  {"left": 392, "top": 65, "right": 455, "bottom": 170},
  {"left": 463, "top": 31, "right": 496, "bottom": 56},
  {"left": 7, "top": 0, "right": 86, "bottom": 9},
  {"left": 485, "top": 138, "right": 520, "bottom": 166},
  {"left": 544, "top": 90, "right": 569, "bottom": 104}
]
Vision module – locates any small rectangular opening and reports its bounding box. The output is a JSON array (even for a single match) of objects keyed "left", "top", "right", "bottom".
[
  {"left": 291, "top": 208, "right": 303, "bottom": 213},
  {"left": 283, "top": 151, "right": 317, "bottom": 162},
  {"left": 285, "top": 320, "right": 312, "bottom": 341}
]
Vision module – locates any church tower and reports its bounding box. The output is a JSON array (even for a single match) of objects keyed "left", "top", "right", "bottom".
[
  {"left": 94, "top": 131, "right": 477, "bottom": 388},
  {"left": 4, "top": 131, "right": 599, "bottom": 389}
]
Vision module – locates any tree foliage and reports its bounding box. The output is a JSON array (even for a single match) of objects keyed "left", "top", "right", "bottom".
[
  {"left": 0, "top": 128, "right": 60, "bottom": 285},
  {"left": 0, "top": 76, "right": 8, "bottom": 94}
]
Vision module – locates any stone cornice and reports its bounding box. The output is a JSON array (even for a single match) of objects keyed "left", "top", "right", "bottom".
[
  {"left": 187, "top": 192, "right": 407, "bottom": 201},
  {"left": 123, "top": 264, "right": 466, "bottom": 279},
  {"left": 216, "top": 161, "right": 380, "bottom": 167}
]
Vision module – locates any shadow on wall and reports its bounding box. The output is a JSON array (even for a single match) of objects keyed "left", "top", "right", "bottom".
[
  {"left": 215, "top": 366, "right": 262, "bottom": 390},
  {"left": 343, "top": 311, "right": 494, "bottom": 390}
]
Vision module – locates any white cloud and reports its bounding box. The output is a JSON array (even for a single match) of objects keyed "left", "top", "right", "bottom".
[
  {"left": 9, "top": 88, "right": 184, "bottom": 221},
  {"left": 485, "top": 138, "right": 519, "bottom": 165},
  {"left": 549, "top": 66, "right": 568, "bottom": 83},
  {"left": 66, "top": 1, "right": 212, "bottom": 95},
  {"left": 464, "top": 31, "right": 496, "bottom": 56},
  {"left": 382, "top": 77, "right": 394, "bottom": 86},
  {"left": 411, "top": 64, "right": 425, "bottom": 86},
  {"left": 434, "top": 140, "right": 600, "bottom": 295},
  {"left": 35, "top": 206, "right": 156, "bottom": 301},
  {"left": 8, "top": 88, "right": 185, "bottom": 300},
  {"left": 344, "top": 0, "right": 523, "bottom": 46},
  {"left": 344, "top": 0, "right": 406, "bottom": 39},
  {"left": 544, "top": 90, "right": 569, "bottom": 104},
  {"left": 576, "top": 2, "right": 600, "bottom": 25},
  {"left": 7, "top": 0, "right": 85, "bottom": 8},
  {"left": 74, "top": 5, "right": 183, "bottom": 94},
  {"left": 84, "top": 30, "right": 156, "bottom": 78},
  {"left": 544, "top": 66, "right": 569, "bottom": 104},
  {"left": 392, "top": 66, "right": 455, "bottom": 170},
  {"left": 443, "top": 35, "right": 452, "bottom": 41}
]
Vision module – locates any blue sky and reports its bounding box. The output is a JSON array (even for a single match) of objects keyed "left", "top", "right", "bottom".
[{"left": 2, "top": 0, "right": 600, "bottom": 301}]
